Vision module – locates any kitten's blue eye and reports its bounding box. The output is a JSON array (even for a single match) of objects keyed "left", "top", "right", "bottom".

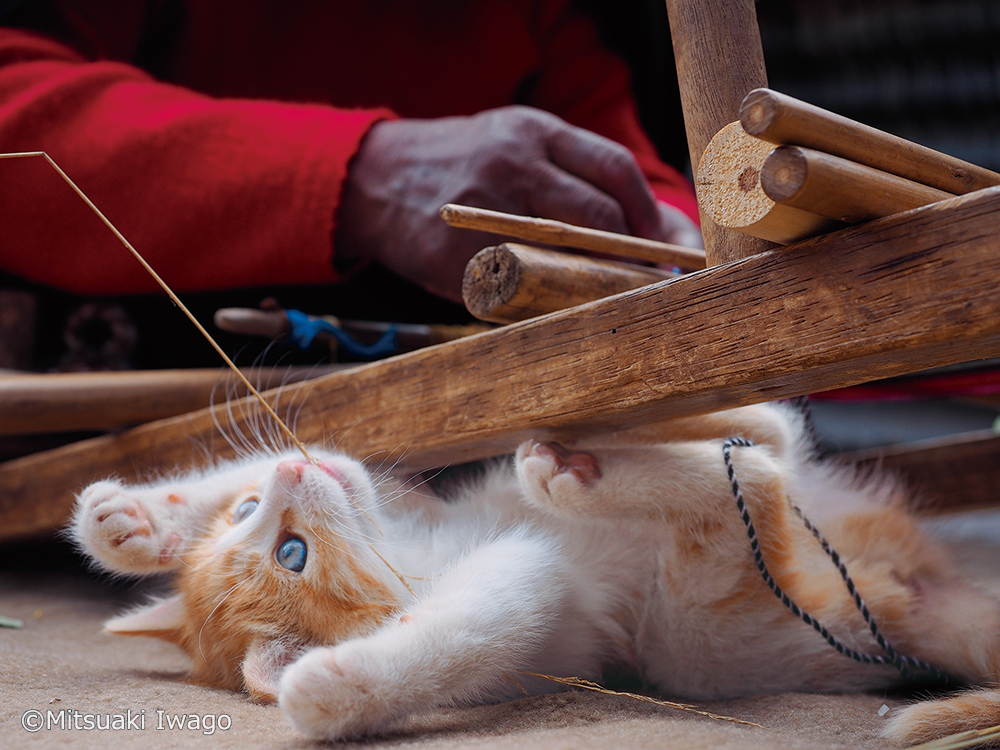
[
  {"left": 232, "top": 498, "right": 258, "bottom": 524},
  {"left": 276, "top": 537, "right": 307, "bottom": 572}
]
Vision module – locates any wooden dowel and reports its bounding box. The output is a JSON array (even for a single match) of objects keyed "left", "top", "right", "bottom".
[
  {"left": 0, "top": 367, "right": 348, "bottom": 436},
  {"left": 461, "top": 243, "right": 675, "bottom": 324},
  {"left": 664, "top": 0, "right": 776, "bottom": 264},
  {"left": 697, "top": 122, "right": 841, "bottom": 244},
  {"left": 8, "top": 185, "right": 1000, "bottom": 540},
  {"left": 214, "top": 308, "right": 493, "bottom": 351},
  {"left": 439, "top": 204, "right": 706, "bottom": 270},
  {"left": 761, "top": 146, "right": 954, "bottom": 224},
  {"left": 740, "top": 88, "right": 1000, "bottom": 195}
]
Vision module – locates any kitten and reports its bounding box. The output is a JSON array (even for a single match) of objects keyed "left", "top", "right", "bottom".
[{"left": 71, "top": 403, "right": 1000, "bottom": 743}]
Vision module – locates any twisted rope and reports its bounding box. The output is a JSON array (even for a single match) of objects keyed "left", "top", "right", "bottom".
[{"left": 722, "top": 437, "right": 953, "bottom": 683}]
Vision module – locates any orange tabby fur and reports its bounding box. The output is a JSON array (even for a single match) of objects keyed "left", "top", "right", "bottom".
[{"left": 71, "top": 403, "right": 1000, "bottom": 742}]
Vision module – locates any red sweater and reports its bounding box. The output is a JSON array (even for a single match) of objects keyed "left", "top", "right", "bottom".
[{"left": 0, "top": 0, "right": 696, "bottom": 295}]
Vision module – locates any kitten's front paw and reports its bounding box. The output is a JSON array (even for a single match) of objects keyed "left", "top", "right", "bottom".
[
  {"left": 279, "top": 645, "right": 397, "bottom": 741},
  {"left": 516, "top": 440, "right": 601, "bottom": 511},
  {"left": 73, "top": 481, "right": 184, "bottom": 574}
]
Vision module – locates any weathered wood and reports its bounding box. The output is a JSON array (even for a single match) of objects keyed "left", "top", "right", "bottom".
[
  {"left": 845, "top": 431, "right": 1000, "bottom": 513},
  {"left": 439, "top": 204, "right": 706, "bottom": 269},
  {"left": 5, "top": 187, "right": 1000, "bottom": 541},
  {"left": 697, "top": 122, "right": 840, "bottom": 244},
  {"left": 0, "top": 367, "right": 348, "bottom": 436},
  {"left": 664, "top": 0, "right": 776, "bottom": 264},
  {"left": 741, "top": 88, "right": 1000, "bottom": 195},
  {"left": 462, "top": 243, "right": 674, "bottom": 324},
  {"left": 761, "top": 146, "right": 954, "bottom": 224}
]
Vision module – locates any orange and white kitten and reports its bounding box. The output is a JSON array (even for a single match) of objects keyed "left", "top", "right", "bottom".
[{"left": 71, "top": 403, "right": 1000, "bottom": 743}]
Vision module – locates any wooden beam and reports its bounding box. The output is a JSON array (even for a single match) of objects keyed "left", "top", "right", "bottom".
[
  {"left": 0, "top": 367, "right": 348, "bottom": 436},
  {"left": 462, "top": 243, "right": 674, "bottom": 324},
  {"left": 844, "top": 431, "right": 1000, "bottom": 513},
  {"left": 5, "top": 187, "right": 1000, "bottom": 541},
  {"left": 664, "top": 0, "right": 776, "bottom": 264}
]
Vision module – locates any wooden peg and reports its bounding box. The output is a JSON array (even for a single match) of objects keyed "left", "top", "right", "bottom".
[
  {"left": 462, "top": 243, "right": 674, "bottom": 324},
  {"left": 740, "top": 88, "right": 1000, "bottom": 195},
  {"left": 439, "top": 204, "right": 706, "bottom": 270},
  {"left": 696, "top": 122, "right": 840, "bottom": 244},
  {"left": 761, "top": 146, "right": 954, "bottom": 223}
]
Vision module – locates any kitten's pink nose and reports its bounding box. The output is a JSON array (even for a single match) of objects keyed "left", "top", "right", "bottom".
[{"left": 276, "top": 459, "right": 308, "bottom": 484}]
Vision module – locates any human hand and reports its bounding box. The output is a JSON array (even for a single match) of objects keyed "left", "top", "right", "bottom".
[{"left": 335, "top": 106, "right": 700, "bottom": 303}]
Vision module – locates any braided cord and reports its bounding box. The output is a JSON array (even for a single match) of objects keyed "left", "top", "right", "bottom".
[{"left": 721, "top": 438, "right": 953, "bottom": 683}]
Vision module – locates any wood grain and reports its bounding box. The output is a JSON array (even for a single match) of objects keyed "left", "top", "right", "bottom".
[
  {"left": 462, "top": 243, "right": 674, "bottom": 324},
  {"left": 761, "top": 146, "right": 954, "bottom": 223},
  {"left": 5, "top": 187, "right": 1000, "bottom": 540},
  {"left": 664, "top": 0, "right": 776, "bottom": 264},
  {"left": 740, "top": 88, "right": 1000, "bottom": 195},
  {"left": 697, "top": 122, "right": 840, "bottom": 244},
  {"left": 439, "top": 204, "right": 706, "bottom": 270},
  {"left": 845, "top": 431, "right": 1000, "bottom": 513},
  {"left": 0, "top": 367, "right": 348, "bottom": 436}
]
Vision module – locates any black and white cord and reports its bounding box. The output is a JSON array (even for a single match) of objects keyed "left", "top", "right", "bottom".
[{"left": 722, "top": 437, "right": 953, "bottom": 684}]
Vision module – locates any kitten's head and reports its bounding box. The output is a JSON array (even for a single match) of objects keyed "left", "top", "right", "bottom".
[{"left": 105, "top": 451, "right": 401, "bottom": 698}]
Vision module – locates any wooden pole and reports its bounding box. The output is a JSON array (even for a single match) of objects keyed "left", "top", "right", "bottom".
[
  {"left": 0, "top": 367, "right": 347, "bottom": 436},
  {"left": 5, "top": 186, "right": 1000, "bottom": 540},
  {"left": 462, "top": 243, "right": 675, "bottom": 324},
  {"left": 664, "top": 0, "right": 776, "bottom": 264},
  {"left": 439, "top": 204, "right": 705, "bottom": 269},
  {"left": 740, "top": 88, "right": 1000, "bottom": 195},
  {"left": 761, "top": 146, "right": 954, "bottom": 224},
  {"left": 697, "top": 122, "right": 840, "bottom": 244}
]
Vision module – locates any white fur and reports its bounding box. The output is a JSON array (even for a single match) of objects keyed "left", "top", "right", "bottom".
[{"left": 71, "top": 403, "right": 995, "bottom": 742}]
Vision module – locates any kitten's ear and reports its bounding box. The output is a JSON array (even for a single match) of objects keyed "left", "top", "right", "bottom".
[
  {"left": 242, "top": 638, "right": 308, "bottom": 701},
  {"left": 104, "top": 594, "right": 187, "bottom": 645}
]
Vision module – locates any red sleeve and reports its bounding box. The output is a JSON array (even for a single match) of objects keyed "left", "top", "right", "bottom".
[
  {"left": 524, "top": 1, "right": 699, "bottom": 224},
  {"left": 0, "top": 27, "right": 394, "bottom": 295}
]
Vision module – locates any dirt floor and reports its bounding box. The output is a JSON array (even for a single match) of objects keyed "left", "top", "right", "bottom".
[{"left": 2, "top": 509, "right": 998, "bottom": 750}]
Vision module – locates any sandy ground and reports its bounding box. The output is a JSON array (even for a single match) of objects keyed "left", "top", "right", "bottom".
[{"left": 2, "top": 509, "right": 998, "bottom": 750}]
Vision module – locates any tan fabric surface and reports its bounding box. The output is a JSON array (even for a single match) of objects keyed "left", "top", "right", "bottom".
[{"left": 2, "top": 511, "right": 997, "bottom": 750}]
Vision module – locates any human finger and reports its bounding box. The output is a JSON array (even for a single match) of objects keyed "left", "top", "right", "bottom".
[
  {"left": 544, "top": 123, "right": 661, "bottom": 239},
  {"left": 656, "top": 202, "right": 704, "bottom": 250},
  {"left": 525, "top": 161, "right": 631, "bottom": 236}
]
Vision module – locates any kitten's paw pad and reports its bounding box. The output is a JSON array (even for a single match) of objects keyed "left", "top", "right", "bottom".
[
  {"left": 279, "top": 646, "right": 393, "bottom": 741},
  {"left": 524, "top": 441, "right": 601, "bottom": 485},
  {"left": 75, "top": 482, "right": 183, "bottom": 574}
]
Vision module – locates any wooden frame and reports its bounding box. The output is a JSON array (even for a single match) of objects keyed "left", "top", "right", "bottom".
[{"left": 2, "top": 0, "right": 998, "bottom": 541}]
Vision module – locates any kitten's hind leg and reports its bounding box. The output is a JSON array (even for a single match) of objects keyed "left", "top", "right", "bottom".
[{"left": 72, "top": 461, "right": 267, "bottom": 575}]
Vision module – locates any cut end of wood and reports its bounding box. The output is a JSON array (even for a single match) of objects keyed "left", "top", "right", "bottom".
[
  {"left": 760, "top": 146, "right": 809, "bottom": 203},
  {"left": 738, "top": 88, "right": 779, "bottom": 138},
  {"left": 462, "top": 246, "right": 520, "bottom": 320},
  {"left": 696, "top": 122, "right": 778, "bottom": 228}
]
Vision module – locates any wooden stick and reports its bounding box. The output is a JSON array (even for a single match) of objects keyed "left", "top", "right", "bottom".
[
  {"left": 664, "top": 0, "right": 776, "bottom": 264},
  {"left": 213, "top": 308, "right": 492, "bottom": 350},
  {"left": 5, "top": 186, "right": 1000, "bottom": 540},
  {"left": 0, "top": 367, "right": 348, "bottom": 436},
  {"left": 461, "top": 243, "right": 675, "bottom": 324},
  {"left": 438, "top": 204, "right": 706, "bottom": 270},
  {"left": 697, "top": 122, "right": 841, "bottom": 244},
  {"left": 740, "top": 88, "right": 1000, "bottom": 195},
  {"left": 761, "top": 146, "right": 954, "bottom": 224}
]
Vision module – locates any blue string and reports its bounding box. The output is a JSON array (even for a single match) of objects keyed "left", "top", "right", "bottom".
[{"left": 285, "top": 309, "right": 397, "bottom": 359}]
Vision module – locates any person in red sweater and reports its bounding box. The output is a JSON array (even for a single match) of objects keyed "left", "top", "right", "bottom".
[{"left": 0, "top": 0, "right": 699, "bottom": 309}]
